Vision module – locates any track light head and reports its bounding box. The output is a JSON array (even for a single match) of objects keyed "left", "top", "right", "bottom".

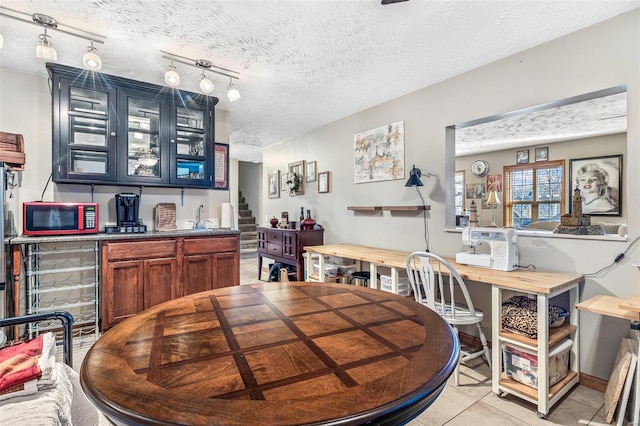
[
  {"left": 164, "top": 62, "right": 180, "bottom": 87},
  {"left": 227, "top": 78, "right": 240, "bottom": 102},
  {"left": 82, "top": 40, "right": 102, "bottom": 71},
  {"left": 35, "top": 28, "right": 57, "bottom": 60},
  {"left": 199, "top": 72, "right": 214, "bottom": 94}
]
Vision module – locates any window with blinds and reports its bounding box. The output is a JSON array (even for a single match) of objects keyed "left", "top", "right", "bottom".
[{"left": 504, "top": 160, "right": 565, "bottom": 229}]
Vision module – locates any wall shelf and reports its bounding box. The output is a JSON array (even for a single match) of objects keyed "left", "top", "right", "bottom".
[
  {"left": 347, "top": 205, "right": 430, "bottom": 212},
  {"left": 347, "top": 206, "right": 381, "bottom": 211}
]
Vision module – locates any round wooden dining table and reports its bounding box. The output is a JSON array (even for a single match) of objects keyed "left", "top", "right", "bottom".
[{"left": 81, "top": 282, "right": 459, "bottom": 425}]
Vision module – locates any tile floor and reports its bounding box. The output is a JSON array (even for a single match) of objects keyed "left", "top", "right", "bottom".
[{"left": 238, "top": 253, "right": 625, "bottom": 425}]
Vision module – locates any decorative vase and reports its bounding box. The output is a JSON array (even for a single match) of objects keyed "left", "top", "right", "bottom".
[
  {"left": 270, "top": 216, "right": 279, "bottom": 228},
  {"left": 301, "top": 210, "right": 316, "bottom": 230}
]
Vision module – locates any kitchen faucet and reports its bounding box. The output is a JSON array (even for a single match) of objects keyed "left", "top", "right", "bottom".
[{"left": 196, "top": 204, "right": 205, "bottom": 229}]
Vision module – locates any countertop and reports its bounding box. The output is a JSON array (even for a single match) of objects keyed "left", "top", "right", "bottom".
[{"left": 8, "top": 228, "right": 240, "bottom": 244}]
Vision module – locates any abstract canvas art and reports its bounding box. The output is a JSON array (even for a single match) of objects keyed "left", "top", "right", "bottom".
[{"left": 354, "top": 121, "right": 404, "bottom": 183}]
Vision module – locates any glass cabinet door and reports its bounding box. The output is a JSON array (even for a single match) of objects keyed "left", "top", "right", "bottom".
[
  {"left": 171, "top": 103, "right": 211, "bottom": 186},
  {"left": 126, "top": 97, "right": 162, "bottom": 180},
  {"left": 60, "top": 82, "right": 116, "bottom": 181}
]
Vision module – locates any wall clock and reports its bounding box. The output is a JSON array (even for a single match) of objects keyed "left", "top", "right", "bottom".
[{"left": 471, "top": 160, "right": 489, "bottom": 177}]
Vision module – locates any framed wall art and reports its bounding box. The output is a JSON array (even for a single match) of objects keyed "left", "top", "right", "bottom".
[
  {"left": 305, "top": 161, "right": 317, "bottom": 182},
  {"left": 535, "top": 147, "right": 549, "bottom": 162},
  {"left": 214, "top": 143, "right": 229, "bottom": 189},
  {"left": 318, "top": 171, "right": 330, "bottom": 193},
  {"left": 267, "top": 170, "right": 280, "bottom": 199},
  {"left": 516, "top": 149, "right": 529, "bottom": 164},
  {"left": 280, "top": 172, "right": 289, "bottom": 192},
  {"left": 287, "top": 160, "right": 305, "bottom": 196},
  {"left": 569, "top": 154, "right": 622, "bottom": 216},
  {"left": 354, "top": 121, "right": 404, "bottom": 183}
]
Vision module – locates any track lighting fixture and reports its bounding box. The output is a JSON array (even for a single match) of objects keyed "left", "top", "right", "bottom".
[
  {"left": 82, "top": 40, "right": 102, "bottom": 71},
  {"left": 161, "top": 51, "right": 240, "bottom": 98},
  {"left": 199, "top": 71, "right": 214, "bottom": 94},
  {"left": 164, "top": 61, "right": 180, "bottom": 87},
  {"left": 227, "top": 78, "right": 241, "bottom": 102},
  {"left": 0, "top": 7, "right": 105, "bottom": 66}
]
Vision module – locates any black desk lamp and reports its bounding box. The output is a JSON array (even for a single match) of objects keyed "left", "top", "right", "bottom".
[
  {"left": 405, "top": 165, "right": 424, "bottom": 187},
  {"left": 405, "top": 164, "right": 429, "bottom": 251}
]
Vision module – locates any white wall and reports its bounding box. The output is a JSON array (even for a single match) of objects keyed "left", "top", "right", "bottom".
[
  {"left": 0, "top": 68, "right": 233, "bottom": 232},
  {"left": 263, "top": 10, "right": 640, "bottom": 380}
]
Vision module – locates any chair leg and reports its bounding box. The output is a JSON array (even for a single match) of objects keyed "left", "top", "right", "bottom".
[
  {"left": 476, "top": 323, "right": 492, "bottom": 369},
  {"left": 453, "top": 326, "right": 460, "bottom": 386}
]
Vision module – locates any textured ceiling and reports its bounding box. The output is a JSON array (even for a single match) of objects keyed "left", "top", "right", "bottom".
[{"left": 0, "top": 0, "right": 638, "bottom": 162}]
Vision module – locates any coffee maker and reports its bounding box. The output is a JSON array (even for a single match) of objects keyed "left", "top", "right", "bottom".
[{"left": 105, "top": 193, "right": 147, "bottom": 234}]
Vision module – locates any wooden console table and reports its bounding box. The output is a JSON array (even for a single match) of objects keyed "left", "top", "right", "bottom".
[
  {"left": 257, "top": 226, "right": 323, "bottom": 281},
  {"left": 80, "top": 282, "right": 459, "bottom": 425}
]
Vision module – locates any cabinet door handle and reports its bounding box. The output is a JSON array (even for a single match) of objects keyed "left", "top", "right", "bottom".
[
  {"left": 110, "top": 132, "right": 116, "bottom": 136},
  {"left": 170, "top": 139, "right": 175, "bottom": 143}
]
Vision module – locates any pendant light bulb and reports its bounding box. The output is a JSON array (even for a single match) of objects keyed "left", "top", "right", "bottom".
[
  {"left": 199, "top": 72, "right": 214, "bottom": 94},
  {"left": 227, "top": 78, "right": 240, "bottom": 102},
  {"left": 82, "top": 40, "right": 102, "bottom": 71},
  {"left": 164, "top": 62, "right": 180, "bottom": 87},
  {"left": 35, "top": 29, "right": 57, "bottom": 60}
]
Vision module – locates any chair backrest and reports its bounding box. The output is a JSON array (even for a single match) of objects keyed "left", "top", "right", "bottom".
[{"left": 406, "top": 252, "right": 479, "bottom": 319}]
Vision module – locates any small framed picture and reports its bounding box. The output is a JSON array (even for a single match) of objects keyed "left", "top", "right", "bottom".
[
  {"left": 305, "top": 161, "right": 317, "bottom": 183},
  {"left": 280, "top": 172, "right": 288, "bottom": 192},
  {"left": 267, "top": 170, "right": 280, "bottom": 199},
  {"left": 318, "top": 171, "right": 329, "bottom": 193},
  {"left": 535, "top": 147, "right": 549, "bottom": 162},
  {"left": 516, "top": 149, "right": 529, "bottom": 164}
]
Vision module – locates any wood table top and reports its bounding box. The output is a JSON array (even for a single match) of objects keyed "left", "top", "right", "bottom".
[
  {"left": 81, "top": 282, "right": 459, "bottom": 426},
  {"left": 304, "top": 244, "right": 584, "bottom": 294}
]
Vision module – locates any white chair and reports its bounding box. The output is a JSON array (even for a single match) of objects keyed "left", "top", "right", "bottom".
[{"left": 406, "top": 252, "right": 491, "bottom": 385}]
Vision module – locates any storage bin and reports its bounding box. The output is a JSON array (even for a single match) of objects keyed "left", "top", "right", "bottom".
[
  {"left": 502, "top": 339, "right": 573, "bottom": 388},
  {"left": 380, "top": 275, "right": 411, "bottom": 296},
  {"left": 313, "top": 263, "right": 338, "bottom": 277},
  {"left": 337, "top": 264, "right": 356, "bottom": 276}
]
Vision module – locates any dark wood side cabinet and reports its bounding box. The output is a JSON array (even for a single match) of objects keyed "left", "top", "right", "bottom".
[
  {"left": 102, "top": 235, "right": 239, "bottom": 330},
  {"left": 256, "top": 226, "right": 324, "bottom": 281}
]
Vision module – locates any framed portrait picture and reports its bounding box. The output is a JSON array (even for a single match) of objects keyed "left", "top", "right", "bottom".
[
  {"left": 305, "top": 161, "right": 317, "bottom": 183},
  {"left": 267, "top": 170, "right": 280, "bottom": 199},
  {"left": 280, "top": 172, "right": 289, "bottom": 192},
  {"left": 318, "top": 171, "right": 329, "bottom": 193},
  {"left": 535, "top": 147, "right": 549, "bottom": 162},
  {"left": 569, "top": 154, "right": 622, "bottom": 216},
  {"left": 516, "top": 149, "right": 529, "bottom": 164},
  {"left": 465, "top": 183, "right": 485, "bottom": 199},
  {"left": 288, "top": 160, "right": 305, "bottom": 196},
  {"left": 486, "top": 174, "right": 502, "bottom": 192}
]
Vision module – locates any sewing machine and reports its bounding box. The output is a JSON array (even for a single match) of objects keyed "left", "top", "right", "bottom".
[{"left": 455, "top": 226, "right": 519, "bottom": 271}]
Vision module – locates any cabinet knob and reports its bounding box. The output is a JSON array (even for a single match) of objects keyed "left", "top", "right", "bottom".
[
  {"left": 110, "top": 132, "right": 116, "bottom": 136},
  {"left": 170, "top": 139, "right": 175, "bottom": 143}
]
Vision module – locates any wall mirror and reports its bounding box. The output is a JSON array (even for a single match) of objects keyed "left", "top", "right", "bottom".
[{"left": 445, "top": 85, "right": 627, "bottom": 230}]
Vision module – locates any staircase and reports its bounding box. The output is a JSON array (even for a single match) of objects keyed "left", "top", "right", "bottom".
[{"left": 238, "top": 191, "right": 257, "bottom": 256}]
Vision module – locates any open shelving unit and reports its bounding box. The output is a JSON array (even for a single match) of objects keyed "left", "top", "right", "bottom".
[{"left": 492, "top": 284, "right": 580, "bottom": 418}]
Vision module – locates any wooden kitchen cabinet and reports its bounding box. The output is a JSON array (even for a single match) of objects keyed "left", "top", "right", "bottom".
[
  {"left": 102, "top": 239, "right": 177, "bottom": 329},
  {"left": 101, "top": 234, "right": 238, "bottom": 330},
  {"left": 182, "top": 236, "right": 240, "bottom": 294}
]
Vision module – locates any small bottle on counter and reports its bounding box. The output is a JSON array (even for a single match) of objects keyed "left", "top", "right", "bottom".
[{"left": 300, "top": 207, "right": 304, "bottom": 223}]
